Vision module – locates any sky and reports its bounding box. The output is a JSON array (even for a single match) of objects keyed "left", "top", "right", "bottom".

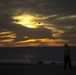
[{"left": 0, "top": 0, "right": 76, "bottom": 47}]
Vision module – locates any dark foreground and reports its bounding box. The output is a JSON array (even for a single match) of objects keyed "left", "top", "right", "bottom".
[{"left": 0, "top": 63, "right": 76, "bottom": 75}]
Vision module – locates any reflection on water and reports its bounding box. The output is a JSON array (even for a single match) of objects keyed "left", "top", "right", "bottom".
[
  {"left": 18, "top": 54, "right": 34, "bottom": 60},
  {"left": 18, "top": 54, "right": 39, "bottom": 64},
  {"left": 0, "top": 47, "right": 76, "bottom": 61}
]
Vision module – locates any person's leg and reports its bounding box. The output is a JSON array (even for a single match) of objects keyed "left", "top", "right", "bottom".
[
  {"left": 67, "top": 55, "right": 72, "bottom": 69},
  {"left": 68, "top": 61, "right": 72, "bottom": 69},
  {"left": 64, "top": 55, "right": 67, "bottom": 69}
]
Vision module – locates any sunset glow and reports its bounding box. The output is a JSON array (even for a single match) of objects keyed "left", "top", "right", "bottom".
[
  {"left": 13, "top": 14, "right": 39, "bottom": 28},
  {"left": 0, "top": 0, "right": 76, "bottom": 47}
]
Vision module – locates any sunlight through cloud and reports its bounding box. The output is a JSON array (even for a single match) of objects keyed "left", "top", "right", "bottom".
[{"left": 13, "top": 14, "right": 41, "bottom": 28}]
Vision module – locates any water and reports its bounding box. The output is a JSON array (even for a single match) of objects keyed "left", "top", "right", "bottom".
[{"left": 0, "top": 47, "right": 76, "bottom": 62}]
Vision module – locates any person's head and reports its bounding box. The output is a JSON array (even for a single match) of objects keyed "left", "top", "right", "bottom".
[{"left": 64, "top": 43, "right": 69, "bottom": 47}]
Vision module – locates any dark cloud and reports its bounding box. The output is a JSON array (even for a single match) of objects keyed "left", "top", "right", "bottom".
[
  {"left": 0, "top": 0, "right": 76, "bottom": 16},
  {"left": 51, "top": 18, "right": 76, "bottom": 29},
  {"left": 30, "top": 0, "right": 76, "bottom": 15},
  {"left": 56, "top": 27, "right": 76, "bottom": 44},
  {"left": 49, "top": 16, "right": 76, "bottom": 43}
]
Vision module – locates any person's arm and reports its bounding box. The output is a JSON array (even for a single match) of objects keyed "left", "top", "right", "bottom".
[
  {"left": 64, "top": 48, "right": 66, "bottom": 55},
  {"left": 69, "top": 49, "right": 71, "bottom": 55}
]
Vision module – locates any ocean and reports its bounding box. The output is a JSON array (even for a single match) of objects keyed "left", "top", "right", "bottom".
[{"left": 0, "top": 47, "right": 76, "bottom": 62}]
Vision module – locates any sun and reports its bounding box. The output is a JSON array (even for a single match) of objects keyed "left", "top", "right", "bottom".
[{"left": 13, "top": 14, "right": 39, "bottom": 28}]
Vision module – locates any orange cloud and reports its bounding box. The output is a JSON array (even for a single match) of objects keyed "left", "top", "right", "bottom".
[
  {"left": 0, "top": 31, "right": 12, "bottom": 35},
  {"left": 0, "top": 38, "right": 68, "bottom": 47},
  {"left": 1, "top": 39, "right": 14, "bottom": 43}
]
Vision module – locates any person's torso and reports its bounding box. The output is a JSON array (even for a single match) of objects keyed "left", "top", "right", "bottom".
[{"left": 64, "top": 47, "right": 70, "bottom": 55}]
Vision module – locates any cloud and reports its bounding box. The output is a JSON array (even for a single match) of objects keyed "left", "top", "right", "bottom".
[
  {"left": 60, "top": 28, "right": 76, "bottom": 43},
  {"left": 48, "top": 14, "right": 76, "bottom": 44},
  {"left": 0, "top": 0, "right": 76, "bottom": 46},
  {"left": 41, "top": 14, "right": 76, "bottom": 31},
  {"left": 0, "top": 0, "right": 76, "bottom": 16},
  {"left": 0, "top": 13, "right": 52, "bottom": 42}
]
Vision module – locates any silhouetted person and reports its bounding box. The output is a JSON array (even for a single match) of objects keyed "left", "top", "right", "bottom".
[{"left": 64, "top": 43, "right": 72, "bottom": 69}]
